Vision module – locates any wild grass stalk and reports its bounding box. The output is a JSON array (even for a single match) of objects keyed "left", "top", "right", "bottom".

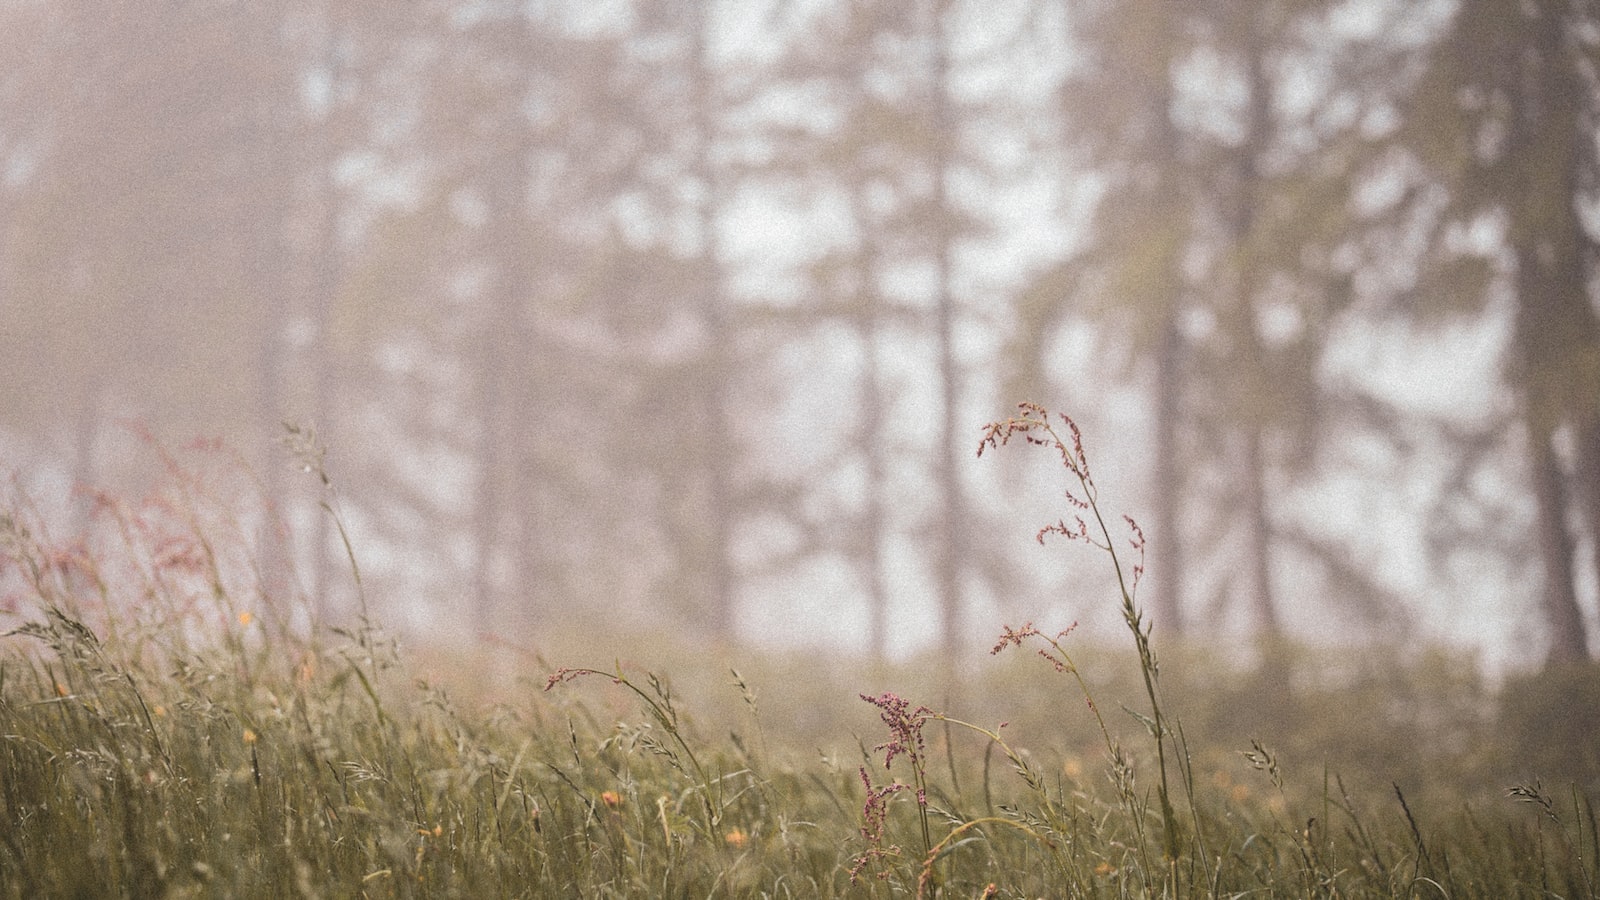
[
  {"left": 979, "top": 402, "right": 1187, "bottom": 873},
  {"left": 544, "top": 665, "right": 726, "bottom": 838}
]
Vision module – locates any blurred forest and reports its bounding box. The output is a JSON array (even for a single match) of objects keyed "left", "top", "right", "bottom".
[{"left": 2, "top": 0, "right": 1598, "bottom": 673}]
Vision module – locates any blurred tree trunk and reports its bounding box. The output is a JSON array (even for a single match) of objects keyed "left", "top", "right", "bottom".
[
  {"left": 1145, "top": 7, "right": 1188, "bottom": 639},
  {"left": 687, "top": 0, "right": 735, "bottom": 640},
  {"left": 1229, "top": 5, "right": 1282, "bottom": 639},
  {"left": 472, "top": 140, "right": 531, "bottom": 635},
  {"left": 846, "top": 112, "right": 889, "bottom": 664},
  {"left": 466, "top": 6, "right": 568, "bottom": 638},
  {"left": 861, "top": 311, "right": 889, "bottom": 662},
  {"left": 1502, "top": 0, "right": 1597, "bottom": 664},
  {"left": 845, "top": 10, "right": 895, "bottom": 664},
  {"left": 928, "top": 0, "right": 965, "bottom": 656},
  {"left": 243, "top": 1, "right": 297, "bottom": 610},
  {"left": 1527, "top": 427, "right": 1588, "bottom": 664},
  {"left": 304, "top": 0, "right": 349, "bottom": 620},
  {"left": 1574, "top": 422, "right": 1600, "bottom": 653},
  {"left": 1151, "top": 316, "right": 1186, "bottom": 635}
]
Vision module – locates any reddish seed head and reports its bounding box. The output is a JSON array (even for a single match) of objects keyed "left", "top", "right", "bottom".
[
  {"left": 543, "top": 667, "right": 577, "bottom": 691},
  {"left": 991, "top": 622, "right": 1040, "bottom": 654},
  {"left": 859, "top": 691, "right": 933, "bottom": 770}
]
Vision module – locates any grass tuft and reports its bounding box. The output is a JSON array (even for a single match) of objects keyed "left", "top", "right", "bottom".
[{"left": 0, "top": 412, "right": 1595, "bottom": 897}]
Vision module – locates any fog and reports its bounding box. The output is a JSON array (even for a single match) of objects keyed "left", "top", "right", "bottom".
[{"left": 3, "top": 0, "right": 1598, "bottom": 676}]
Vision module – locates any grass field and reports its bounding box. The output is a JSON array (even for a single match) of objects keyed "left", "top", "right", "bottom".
[{"left": 1, "top": 409, "right": 1596, "bottom": 898}]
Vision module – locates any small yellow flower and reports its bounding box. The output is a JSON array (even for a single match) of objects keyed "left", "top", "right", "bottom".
[
  {"left": 1094, "top": 861, "right": 1118, "bottom": 877},
  {"left": 600, "top": 790, "right": 623, "bottom": 809},
  {"left": 238, "top": 611, "right": 253, "bottom": 627},
  {"left": 153, "top": 705, "right": 167, "bottom": 718},
  {"left": 724, "top": 828, "right": 748, "bottom": 849},
  {"left": 242, "top": 728, "right": 257, "bottom": 744},
  {"left": 1062, "top": 756, "right": 1084, "bottom": 780}
]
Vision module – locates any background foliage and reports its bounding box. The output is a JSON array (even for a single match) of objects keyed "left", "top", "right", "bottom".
[{"left": 1, "top": 0, "right": 1598, "bottom": 674}]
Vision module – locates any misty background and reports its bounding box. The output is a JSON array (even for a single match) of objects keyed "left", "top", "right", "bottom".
[{"left": 2, "top": 0, "right": 1597, "bottom": 676}]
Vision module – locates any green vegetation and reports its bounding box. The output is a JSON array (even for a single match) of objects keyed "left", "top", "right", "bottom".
[{"left": 1, "top": 411, "right": 1597, "bottom": 898}]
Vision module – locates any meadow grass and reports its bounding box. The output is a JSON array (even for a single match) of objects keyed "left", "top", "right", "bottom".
[{"left": 0, "top": 409, "right": 1596, "bottom": 898}]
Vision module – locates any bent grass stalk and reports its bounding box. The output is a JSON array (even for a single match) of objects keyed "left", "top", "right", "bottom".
[
  {"left": 545, "top": 664, "right": 723, "bottom": 837},
  {"left": 979, "top": 402, "right": 1186, "bottom": 870}
]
